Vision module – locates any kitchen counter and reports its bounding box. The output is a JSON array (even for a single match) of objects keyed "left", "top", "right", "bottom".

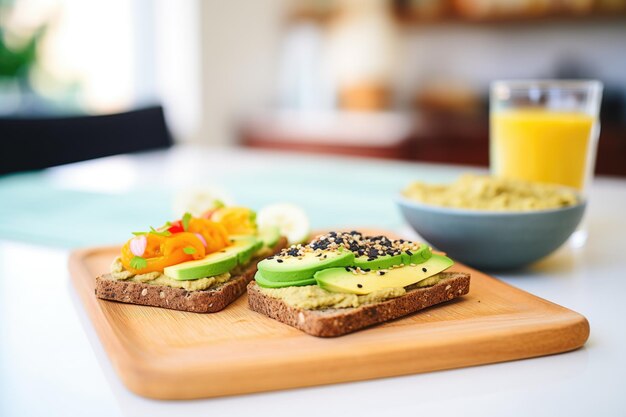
[{"left": 1, "top": 145, "right": 625, "bottom": 416}]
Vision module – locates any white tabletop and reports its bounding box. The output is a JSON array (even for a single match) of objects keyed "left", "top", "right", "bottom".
[{"left": 1, "top": 145, "right": 625, "bottom": 417}]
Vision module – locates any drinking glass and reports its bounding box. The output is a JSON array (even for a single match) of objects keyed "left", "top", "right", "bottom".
[{"left": 490, "top": 80, "right": 603, "bottom": 245}]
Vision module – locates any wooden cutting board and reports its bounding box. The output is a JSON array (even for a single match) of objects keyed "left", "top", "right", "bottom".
[{"left": 69, "top": 230, "right": 589, "bottom": 400}]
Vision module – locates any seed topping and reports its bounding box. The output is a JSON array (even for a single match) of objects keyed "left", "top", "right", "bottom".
[{"left": 269, "top": 231, "right": 424, "bottom": 269}]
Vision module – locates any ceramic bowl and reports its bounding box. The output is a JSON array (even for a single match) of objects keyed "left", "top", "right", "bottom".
[{"left": 396, "top": 195, "right": 586, "bottom": 270}]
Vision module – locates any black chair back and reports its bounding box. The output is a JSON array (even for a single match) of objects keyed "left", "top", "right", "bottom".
[{"left": 0, "top": 105, "right": 172, "bottom": 174}]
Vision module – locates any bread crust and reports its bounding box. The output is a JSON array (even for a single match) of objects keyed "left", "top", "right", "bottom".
[
  {"left": 247, "top": 272, "right": 470, "bottom": 337},
  {"left": 95, "top": 237, "right": 288, "bottom": 313}
]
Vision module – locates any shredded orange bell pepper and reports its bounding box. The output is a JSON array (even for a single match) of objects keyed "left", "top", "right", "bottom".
[
  {"left": 121, "top": 232, "right": 206, "bottom": 274},
  {"left": 211, "top": 207, "right": 257, "bottom": 235},
  {"left": 187, "top": 218, "right": 230, "bottom": 253},
  {"left": 120, "top": 216, "right": 232, "bottom": 274}
]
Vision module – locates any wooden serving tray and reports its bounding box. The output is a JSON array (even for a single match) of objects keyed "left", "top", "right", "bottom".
[{"left": 69, "top": 230, "right": 589, "bottom": 400}]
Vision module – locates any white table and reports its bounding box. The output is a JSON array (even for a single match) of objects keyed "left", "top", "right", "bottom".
[{"left": 1, "top": 145, "right": 625, "bottom": 417}]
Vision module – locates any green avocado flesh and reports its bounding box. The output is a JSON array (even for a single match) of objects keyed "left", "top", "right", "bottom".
[
  {"left": 164, "top": 237, "right": 260, "bottom": 281},
  {"left": 258, "top": 226, "right": 280, "bottom": 248},
  {"left": 231, "top": 236, "right": 264, "bottom": 265},
  {"left": 257, "top": 250, "right": 355, "bottom": 282},
  {"left": 400, "top": 245, "right": 432, "bottom": 265},
  {"left": 254, "top": 271, "right": 316, "bottom": 288},
  {"left": 353, "top": 254, "right": 403, "bottom": 270},
  {"left": 315, "top": 254, "right": 454, "bottom": 295}
]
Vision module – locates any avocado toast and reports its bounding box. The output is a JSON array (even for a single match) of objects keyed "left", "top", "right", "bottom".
[
  {"left": 248, "top": 231, "right": 470, "bottom": 336},
  {"left": 96, "top": 208, "right": 288, "bottom": 313}
]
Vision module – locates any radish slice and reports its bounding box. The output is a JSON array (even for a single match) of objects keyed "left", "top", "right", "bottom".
[
  {"left": 130, "top": 235, "right": 147, "bottom": 256},
  {"left": 257, "top": 204, "right": 310, "bottom": 244},
  {"left": 194, "top": 232, "right": 207, "bottom": 247}
]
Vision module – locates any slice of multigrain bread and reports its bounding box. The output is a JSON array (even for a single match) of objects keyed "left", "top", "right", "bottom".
[
  {"left": 95, "top": 237, "right": 288, "bottom": 313},
  {"left": 247, "top": 271, "right": 470, "bottom": 337}
]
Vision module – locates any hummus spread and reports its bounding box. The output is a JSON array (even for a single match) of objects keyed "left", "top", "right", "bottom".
[
  {"left": 403, "top": 174, "right": 578, "bottom": 211},
  {"left": 258, "top": 274, "right": 443, "bottom": 310},
  {"left": 110, "top": 258, "right": 231, "bottom": 291}
]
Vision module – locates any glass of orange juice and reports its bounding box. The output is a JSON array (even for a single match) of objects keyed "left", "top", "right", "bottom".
[
  {"left": 490, "top": 80, "right": 603, "bottom": 244},
  {"left": 490, "top": 80, "right": 602, "bottom": 191}
]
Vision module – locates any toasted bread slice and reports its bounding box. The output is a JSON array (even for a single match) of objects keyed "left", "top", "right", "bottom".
[
  {"left": 95, "top": 237, "right": 288, "bottom": 313},
  {"left": 247, "top": 271, "right": 470, "bottom": 337}
]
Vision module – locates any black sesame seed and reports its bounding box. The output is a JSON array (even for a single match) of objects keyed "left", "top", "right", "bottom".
[
  {"left": 380, "top": 271, "right": 386, "bottom": 276},
  {"left": 364, "top": 268, "right": 371, "bottom": 272},
  {"left": 406, "top": 250, "right": 413, "bottom": 256},
  {"left": 277, "top": 259, "right": 284, "bottom": 263},
  {"left": 422, "top": 267, "right": 427, "bottom": 272},
  {"left": 357, "top": 284, "right": 363, "bottom": 288},
  {"left": 345, "top": 267, "right": 351, "bottom": 272}
]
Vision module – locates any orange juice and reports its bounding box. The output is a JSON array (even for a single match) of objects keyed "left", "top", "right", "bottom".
[{"left": 490, "top": 109, "right": 595, "bottom": 190}]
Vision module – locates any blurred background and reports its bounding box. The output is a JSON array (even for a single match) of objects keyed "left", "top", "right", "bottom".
[{"left": 1, "top": 0, "right": 625, "bottom": 175}]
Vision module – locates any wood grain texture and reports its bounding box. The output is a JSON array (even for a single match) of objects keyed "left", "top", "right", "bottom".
[{"left": 69, "top": 230, "right": 589, "bottom": 400}]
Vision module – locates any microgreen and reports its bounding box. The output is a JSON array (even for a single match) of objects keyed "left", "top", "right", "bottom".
[
  {"left": 183, "top": 246, "right": 196, "bottom": 255},
  {"left": 182, "top": 212, "right": 192, "bottom": 232},
  {"left": 130, "top": 256, "right": 147, "bottom": 270},
  {"left": 213, "top": 199, "right": 225, "bottom": 209},
  {"left": 131, "top": 231, "right": 147, "bottom": 236},
  {"left": 149, "top": 226, "right": 171, "bottom": 237}
]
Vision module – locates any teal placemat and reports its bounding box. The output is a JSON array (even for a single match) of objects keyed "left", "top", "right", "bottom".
[
  {"left": 0, "top": 157, "right": 472, "bottom": 248},
  {"left": 0, "top": 172, "right": 173, "bottom": 247}
]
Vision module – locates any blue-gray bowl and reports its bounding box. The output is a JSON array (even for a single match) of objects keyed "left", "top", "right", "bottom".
[{"left": 396, "top": 195, "right": 586, "bottom": 270}]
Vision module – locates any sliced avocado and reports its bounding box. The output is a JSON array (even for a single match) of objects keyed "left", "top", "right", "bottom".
[
  {"left": 257, "top": 250, "right": 355, "bottom": 282},
  {"left": 247, "top": 239, "right": 265, "bottom": 263},
  {"left": 258, "top": 226, "right": 281, "bottom": 248},
  {"left": 254, "top": 270, "right": 316, "bottom": 288},
  {"left": 231, "top": 236, "right": 263, "bottom": 265},
  {"left": 353, "top": 254, "right": 403, "bottom": 270},
  {"left": 315, "top": 254, "right": 453, "bottom": 295},
  {"left": 164, "top": 238, "right": 259, "bottom": 281},
  {"left": 400, "top": 244, "right": 432, "bottom": 265}
]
